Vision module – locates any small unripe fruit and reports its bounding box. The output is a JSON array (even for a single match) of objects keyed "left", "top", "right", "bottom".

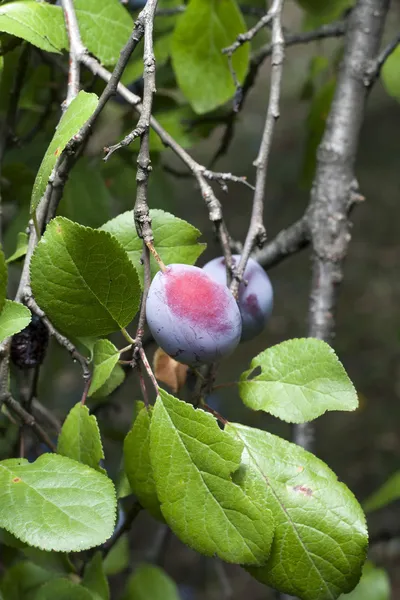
[
  {"left": 146, "top": 264, "right": 242, "bottom": 365},
  {"left": 203, "top": 255, "right": 273, "bottom": 342}
]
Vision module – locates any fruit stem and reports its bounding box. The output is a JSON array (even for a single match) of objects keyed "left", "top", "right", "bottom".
[{"left": 146, "top": 242, "right": 167, "bottom": 272}]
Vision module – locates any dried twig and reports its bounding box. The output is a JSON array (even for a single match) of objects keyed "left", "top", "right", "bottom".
[{"left": 230, "top": 0, "right": 285, "bottom": 296}]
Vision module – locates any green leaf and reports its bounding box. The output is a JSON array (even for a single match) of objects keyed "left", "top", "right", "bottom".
[
  {"left": 57, "top": 402, "right": 105, "bottom": 473},
  {"left": 0, "top": 300, "right": 31, "bottom": 342},
  {"left": 171, "top": 0, "right": 250, "bottom": 114},
  {"left": 73, "top": 0, "right": 133, "bottom": 66},
  {"left": 0, "top": 246, "right": 7, "bottom": 313},
  {"left": 123, "top": 564, "right": 179, "bottom": 600},
  {"left": 6, "top": 232, "right": 28, "bottom": 264},
  {"left": 31, "top": 91, "right": 99, "bottom": 213},
  {"left": 0, "top": 2, "right": 67, "bottom": 54},
  {"left": 89, "top": 363, "right": 125, "bottom": 400},
  {"left": 340, "top": 562, "right": 390, "bottom": 600},
  {"left": 100, "top": 209, "right": 205, "bottom": 287},
  {"left": 149, "top": 390, "right": 274, "bottom": 564},
  {"left": 103, "top": 534, "right": 129, "bottom": 576},
  {"left": 239, "top": 338, "right": 358, "bottom": 423},
  {"left": 0, "top": 561, "right": 57, "bottom": 600},
  {"left": 60, "top": 158, "right": 111, "bottom": 228},
  {"left": 0, "top": 1, "right": 132, "bottom": 66},
  {"left": 83, "top": 552, "right": 109, "bottom": 600},
  {"left": 89, "top": 340, "right": 120, "bottom": 397},
  {"left": 30, "top": 217, "right": 141, "bottom": 338},
  {"left": 36, "top": 579, "right": 96, "bottom": 600},
  {"left": 0, "top": 454, "right": 116, "bottom": 552},
  {"left": 76, "top": 336, "right": 98, "bottom": 360},
  {"left": 363, "top": 471, "right": 400, "bottom": 513},
  {"left": 124, "top": 407, "right": 164, "bottom": 521},
  {"left": 117, "top": 469, "right": 132, "bottom": 499},
  {"left": 382, "top": 46, "right": 400, "bottom": 103},
  {"left": 226, "top": 423, "right": 368, "bottom": 600}
]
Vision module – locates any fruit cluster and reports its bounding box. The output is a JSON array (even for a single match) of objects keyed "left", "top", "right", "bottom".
[{"left": 146, "top": 256, "right": 273, "bottom": 365}]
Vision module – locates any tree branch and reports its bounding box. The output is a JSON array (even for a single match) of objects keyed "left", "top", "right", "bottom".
[
  {"left": 60, "top": 0, "right": 84, "bottom": 108},
  {"left": 1, "top": 393, "right": 57, "bottom": 452},
  {"left": 79, "top": 55, "right": 237, "bottom": 272},
  {"left": 295, "top": 0, "right": 390, "bottom": 451},
  {"left": 132, "top": 0, "right": 159, "bottom": 246},
  {"left": 222, "top": 11, "right": 275, "bottom": 57},
  {"left": 231, "top": 0, "right": 285, "bottom": 296},
  {"left": 212, "top": 21, "right": 346, "bottom": 166},
  {"left": 254, "top": 217, "right": 309, "bottom": 268}
]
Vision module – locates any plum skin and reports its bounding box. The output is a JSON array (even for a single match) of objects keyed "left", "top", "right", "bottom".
[
  {"left": 146, "top": 264, "right": 242, "bottom": 366},
  {"left": 203, "top": 255, "right": 273, "bottom": 342}
]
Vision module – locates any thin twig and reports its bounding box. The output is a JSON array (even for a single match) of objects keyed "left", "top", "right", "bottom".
[
  {"left": 78, "top": 54, "right": 238, "bottom": 270},
  {"left": 365, "top": 31, "right": 400, "bottom": 86},
  {"left": 136, "top": 244, "right": 151, "bottom": 345},
  {"left": 138, "top": 362, "right": 150, "bottom": 408},
  {"left": 132, "top": 0, "right": 159, "bottom": 247},
  {"left": 104, "top": 0, "right": 159, "bottom": 163},
  {"left": 139, "top": 346, "right": 159, "bottom": 395},
  {"left": 231, "top": 0, "right": 285, "bottom": 296},
  {"left": 212, "top": 21, "right": 346, "bottom": 166},
  {"left": 2, "top": 393, "right": 57, "bottom": 452},
  {"left": 254, "top": 21, "right": 346, "bottom": 67},
  {"left": 60, "top": 0, "right": 83, "bottom": 108},
  {"left": 32, "top": 398, "right": 62, "bottom": 433},
  {"left": 223, "top": 12, "right": 274, "bottom": 56},
  {"left": 24, "top": 292, "right": 90, "bottom": 381}
]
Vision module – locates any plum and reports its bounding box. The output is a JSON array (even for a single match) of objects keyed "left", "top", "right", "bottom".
[
  {"left": 203, "top": 255, "right": 273, "bottom": 342},
  {"left": 146, "top": 264, "right": 242, "bottom": 365}
]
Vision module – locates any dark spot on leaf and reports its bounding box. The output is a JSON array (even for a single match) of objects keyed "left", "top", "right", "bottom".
[
  {"left": 54, "top": 147, "right": 61, "bottom": 156},
  {"left": 293, "top": 485, "right": 313, "bottom": 497},
  {"left": 12, "top": 477, "right": 22, "bottom": 483}
]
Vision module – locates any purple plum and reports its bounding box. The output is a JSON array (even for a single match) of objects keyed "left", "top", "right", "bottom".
[
  {"left": 146, "top": 264, "right": 242, "bottom": 365},
  {"left": 203, "top": 255, "right": 273, "bottom": 342}
]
